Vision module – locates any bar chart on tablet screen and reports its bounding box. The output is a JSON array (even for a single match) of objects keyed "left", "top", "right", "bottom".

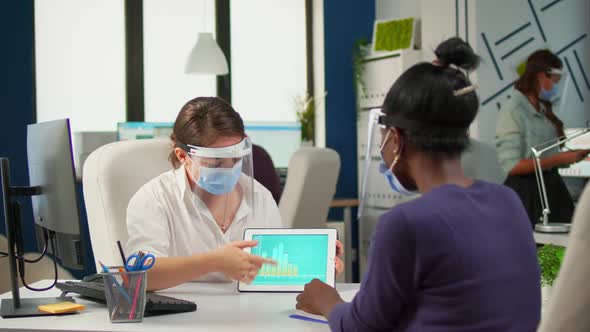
[{"left": 251, "top": 235, "right": 329, "bottom": 285}]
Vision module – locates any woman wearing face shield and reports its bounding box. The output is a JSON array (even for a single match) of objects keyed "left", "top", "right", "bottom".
[
  {"left": 125, "top": 97, "right": 280, "bottom": 291},
  {"left": 295, "top": 38, "right": 541, "bottom": 331},
  {"left": 495, "top": 50, "right": 590, "bottom": 229}
]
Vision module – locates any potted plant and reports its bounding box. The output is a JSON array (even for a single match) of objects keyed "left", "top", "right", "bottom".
[
  {"left": 352, "top": 38, "right": 369, "bottom": 116},
  {"left": 537, "top": 244, "right": 566, "bottom": 306},
  {"left": 294, "top": 92, "right": 326, "bottom": 146}
]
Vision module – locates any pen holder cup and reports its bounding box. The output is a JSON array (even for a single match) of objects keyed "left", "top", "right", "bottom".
[{"left": 101, "top": 270, "right": 147, "bottom": 323}]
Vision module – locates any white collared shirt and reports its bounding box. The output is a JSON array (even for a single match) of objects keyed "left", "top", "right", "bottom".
[{"left": 126, "top": 166, "right": 283, "bottom": 282}]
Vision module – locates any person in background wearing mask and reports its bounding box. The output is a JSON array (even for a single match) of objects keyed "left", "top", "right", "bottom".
[
  {"left": 295, "top": 38, "right": 541, "bottom": 331},
  {"left": 496, "top": 50, "right": 590, "bottom": 228}
]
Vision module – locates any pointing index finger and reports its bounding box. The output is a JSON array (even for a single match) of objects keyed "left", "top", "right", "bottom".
[{"left": 250, "top": 255, "right": 276, "bottom": 266}]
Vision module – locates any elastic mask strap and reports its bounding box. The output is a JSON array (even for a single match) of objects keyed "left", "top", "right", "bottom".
[
  {"left": 389, "top": 139, "right": 403, "bottom": 173},
  {"left": 380, "top": 129, "right": 402, "bottom": 171}
]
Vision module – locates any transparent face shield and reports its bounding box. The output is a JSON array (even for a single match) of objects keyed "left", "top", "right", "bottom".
[
  {"left": 182, "top": 137, "right": 255, "bottom": 229},
  {"left": 358, "top": 108, "right": 403, "bottom": 219},
  {"left": 543, "top": 68, "right": 570, "bottom": 107}
]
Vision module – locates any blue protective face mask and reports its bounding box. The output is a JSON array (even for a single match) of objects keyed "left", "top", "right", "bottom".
[
  {"left": 378, "top": 160, "right": 417, "bottom": 196},
  {"left": 539, "top": 84, "right": 558, "bottom": 102},
  {"left": 379, "top": 131, "right": 417, "bottom": 196},
  {"left": 196, "top": 160, "right": 242, "bottom": 195}
]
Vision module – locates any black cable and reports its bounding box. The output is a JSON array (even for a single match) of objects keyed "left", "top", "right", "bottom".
[
  {"left": 0, "top": 231, "right": 49, "bottom": 262},
  {"left": 0, "top": 248, "right": 46, "bottom": 261},
  {"left": 20, "top": 231, "right": 49, "bottom": 263},
  {"left": 19, "top": 232, "right": 58, "bottom": 292}
]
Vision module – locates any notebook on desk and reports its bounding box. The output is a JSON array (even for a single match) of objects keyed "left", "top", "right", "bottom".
[{"left": 56, "top": 278, "right": 197, "bottom": 317}]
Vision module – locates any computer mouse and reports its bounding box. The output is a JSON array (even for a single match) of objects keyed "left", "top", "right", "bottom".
[{"left": 82, "top": 273, "right": 103, "bottom": 283}]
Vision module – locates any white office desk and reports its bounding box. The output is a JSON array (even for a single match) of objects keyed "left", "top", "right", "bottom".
[{"left": 0, "top": 281, "right": 359, "bottom": 331}]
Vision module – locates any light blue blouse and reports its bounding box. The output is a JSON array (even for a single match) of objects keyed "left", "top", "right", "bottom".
[{"left": 495, "top": 89, "right": 560, "bottom": 173}]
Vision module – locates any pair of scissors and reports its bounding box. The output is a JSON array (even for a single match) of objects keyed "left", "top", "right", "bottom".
[{"left": 125, "top": 251, "right": 156, "bottom": 271}]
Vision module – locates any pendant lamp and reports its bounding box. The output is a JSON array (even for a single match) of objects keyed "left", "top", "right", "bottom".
[{"left": 185, "top": 32, "right": 229, "bottom": 75}]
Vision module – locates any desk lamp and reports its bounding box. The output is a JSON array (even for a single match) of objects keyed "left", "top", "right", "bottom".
[{"left": 532, "top": 127, "right": 590, "bottom": 233}]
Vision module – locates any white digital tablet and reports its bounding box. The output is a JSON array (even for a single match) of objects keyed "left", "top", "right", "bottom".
[{"left": 238, "top": 228, "right": 337, "bottom": 292}]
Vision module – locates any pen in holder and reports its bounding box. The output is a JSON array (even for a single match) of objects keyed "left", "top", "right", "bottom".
[{"left": 101, "top": 270, "right": 147, "bottom": 323}]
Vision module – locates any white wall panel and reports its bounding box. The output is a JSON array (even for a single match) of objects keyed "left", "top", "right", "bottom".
[{"left": 35, "top": 0, "right": 126, "bottom": 134}]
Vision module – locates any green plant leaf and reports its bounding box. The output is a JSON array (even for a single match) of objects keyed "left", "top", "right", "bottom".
[
  {"left": 293, "top": 92, "right": 322, "bottom": 143},
  {"left": 353, "top": 38, "right": 369, "bottom": 118},
  {"left": 537, "top": 244, "right": 565, "bottom": 286}
]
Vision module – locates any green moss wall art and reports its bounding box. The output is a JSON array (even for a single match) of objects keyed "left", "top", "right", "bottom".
[{"left": 373, "top": 17, "right": 414, "bottom": 52}]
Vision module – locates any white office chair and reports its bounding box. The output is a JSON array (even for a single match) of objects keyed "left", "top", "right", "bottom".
[
  {"left": 279, "top": 147, "right": 341, "bottom": 228},
  {"left": 537, "top": 181, "right": 590, "bottom": 331},
  {"left": 82, "top": 139, "right": 171, "bottom": 271},
  {"left": 461, "top": 138, "right": 507, "bottom": 184}
]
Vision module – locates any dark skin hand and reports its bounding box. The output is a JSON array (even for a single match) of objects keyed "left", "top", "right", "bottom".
[
  {"left": 295, "top": 279, "right": 344, "bottom": 318},
  {"left": 295, "top": 242, "right": 345, "bottom": 315}
]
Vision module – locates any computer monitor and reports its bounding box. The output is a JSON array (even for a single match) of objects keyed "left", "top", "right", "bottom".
[
  {"left": 117, "top": 122, "right": 174, "bottom": 140},
  {"left": 27, "top": 119, "right": 84, "bottom": 269},
  {"left": 245, "top": 122, "right": 301, "bottom": 169},
  {"left": 0, "top": 118, "right": 82, "bottom": 318}
]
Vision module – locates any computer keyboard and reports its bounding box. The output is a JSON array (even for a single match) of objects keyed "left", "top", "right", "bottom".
[{"left": 56, "top": 280, "right": 197, "bottom": 316}]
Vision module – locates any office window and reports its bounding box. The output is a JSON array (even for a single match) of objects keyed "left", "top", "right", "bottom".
[
  {"left": 143, "top": 0, "right": 217, "bottom": 122},
  {"left": 34, "top": 0, "right": 126, "bottom": 134},
  {"left": 230, "top": 0, "right": 307, "bottom": 122}
]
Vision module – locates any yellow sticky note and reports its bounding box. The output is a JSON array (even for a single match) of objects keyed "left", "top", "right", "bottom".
[{"left": 38, "top": 301, "right": 86, "bottom": 314}]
